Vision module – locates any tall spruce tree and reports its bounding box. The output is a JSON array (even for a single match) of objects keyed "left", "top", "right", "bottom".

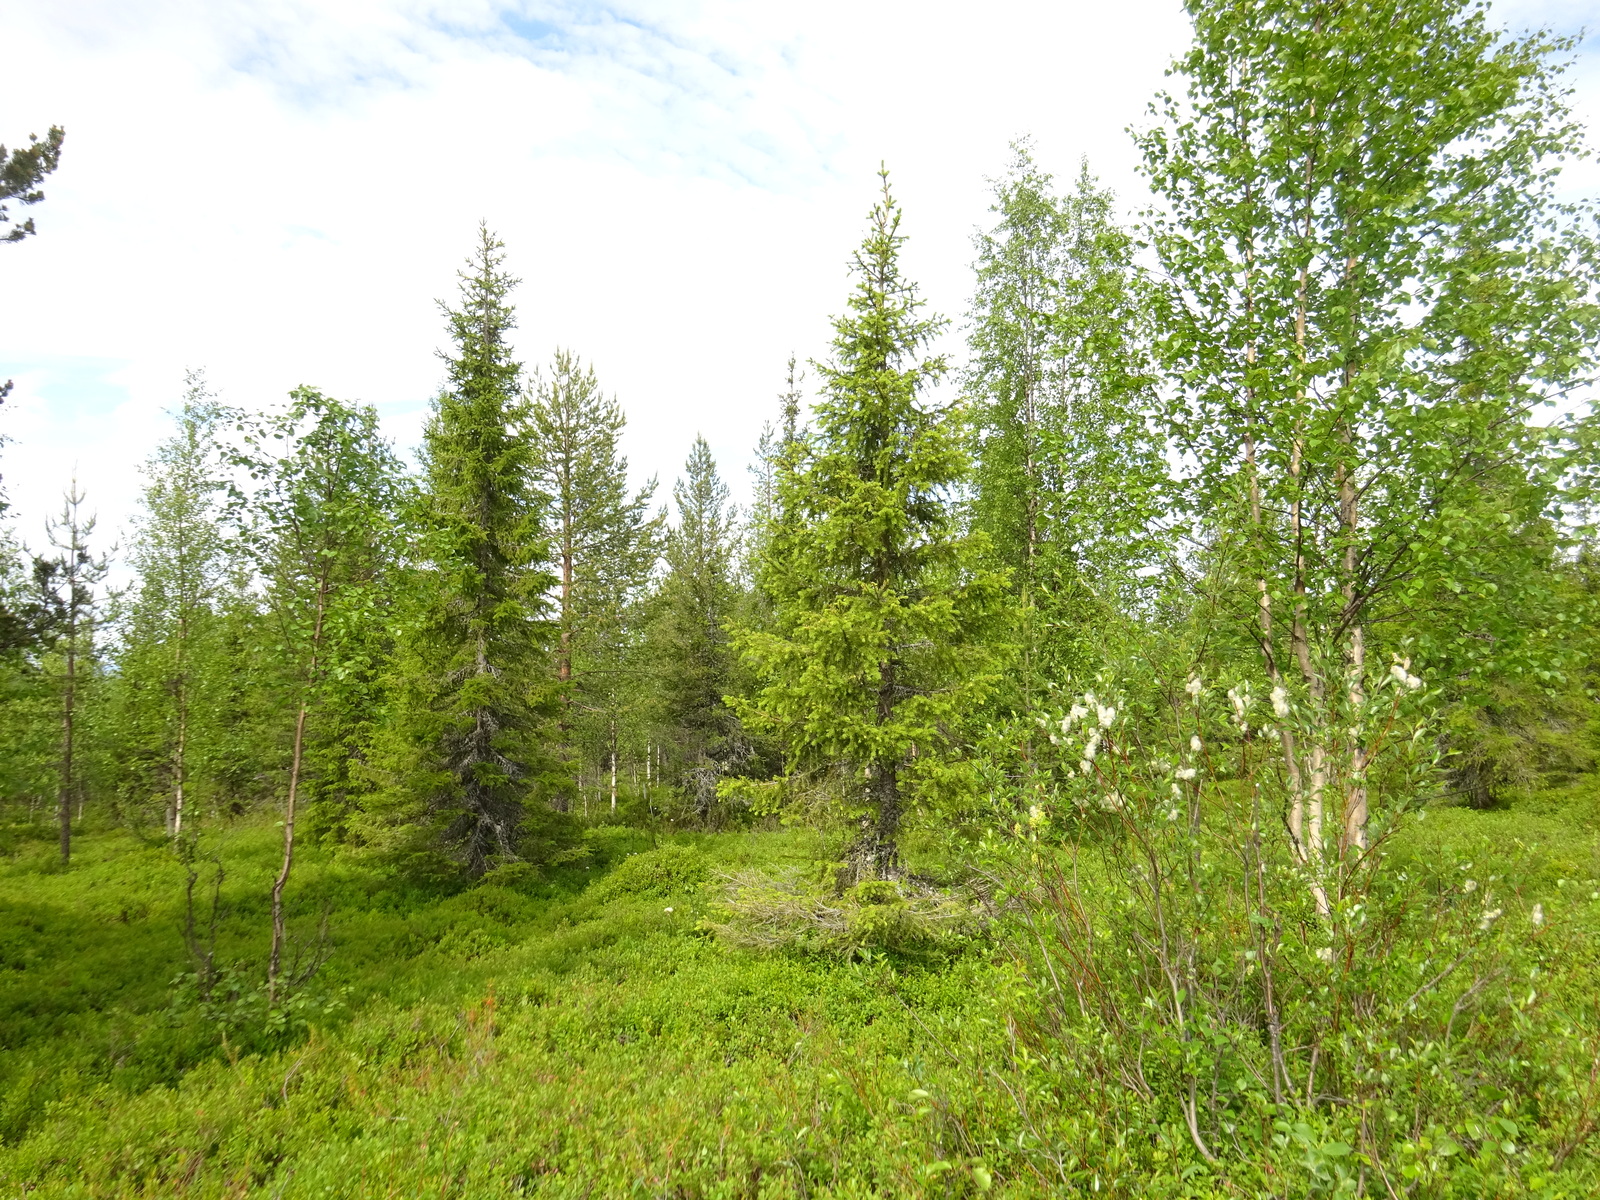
[
  {"left": 388, "top": 225, "right": 554, "bottom": 875},
  {"left": 527, "top": 349, "right": 661, "bottom": 809},
  {"left": 737, "top": 170, "right": 1004, "bottom": 879}
]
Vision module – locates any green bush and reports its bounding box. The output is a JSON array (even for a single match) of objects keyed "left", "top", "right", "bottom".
[
  {"left": 981, "top": 677, "right": 1600, "bottom": 1196},
  {"left": 588, "top": 843, "right": 709, "bottom": 901}
]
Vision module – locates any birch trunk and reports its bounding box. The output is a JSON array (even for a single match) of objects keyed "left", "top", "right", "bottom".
[{"left": 268, "top": 577, "right": 328, "bottom": 1006}]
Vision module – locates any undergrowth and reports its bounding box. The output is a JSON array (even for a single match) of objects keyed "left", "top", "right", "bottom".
[{"left": 0, "top": 783, "right": 1597, "bottom": 1197}]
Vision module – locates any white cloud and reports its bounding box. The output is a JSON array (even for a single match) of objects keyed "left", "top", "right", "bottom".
[{"left": 0, "top": 0, "right": 1593, "bottom": 560}]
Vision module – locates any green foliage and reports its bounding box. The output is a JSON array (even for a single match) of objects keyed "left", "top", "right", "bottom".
[
  {"left": 7, "top": 3, "right": 1600, "bottom": 1193},
  {"left": 643, "top": 436, "right": 751, "bottom": 819},
  {"left": 589, "top": 843, "right": 708, "bottom": 901},
  {"left": 232, "top": 385, "right": 406, "bottom": 834},
  {"left": 966, "top": 143, "right": 1163, "bottom": 708},
  {"left": 367, "top": 225, "right": 559, "bottom": 876},
  {"left": 1140, "top": 0, "right": 1600, "bottom": 704},
  {"left": 985, "top": 670, "right": 1600, "bottom": 1194},
  {"left": 5, "top": 790, "right": 1593, "bottom": 1195},
  {"left": 735, "top": 169, "right": 1006, "bottom": 878},
  {"left": 103, "top": 379, "right": 243, "bottom": 837},
  {"left": 0, "top": 123, "right": 64, "bottom": 245},
  {"left": 0, "top": 531, "right": 60, "bottom": 811},
  {"left": 528, "top": 347, "right": 663, "bottom": 811},
  {"left": 0, "top": 820, "right": 1025, "bottom": 1197},
  {"left": 35, "top": 479, "right": 110, "bottom": 861}
]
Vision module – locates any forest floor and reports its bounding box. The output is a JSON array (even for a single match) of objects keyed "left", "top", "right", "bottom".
[{"left": 1, "top": 784, "right": 1598, "bottom": 1198}]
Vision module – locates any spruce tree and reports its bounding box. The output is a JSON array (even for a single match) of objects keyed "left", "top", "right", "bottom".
[
  {"left": 388, "top": 225, "right": 554, "bottom": 875},
  {"left": 744, "top": 357, "right": 806, "bottom": 600},
  {"left": 737, "top": 170, "right": 1004, "bottom": 879},
  {"left": 646, "top": 436, "right": 743, "bottom": 815}
]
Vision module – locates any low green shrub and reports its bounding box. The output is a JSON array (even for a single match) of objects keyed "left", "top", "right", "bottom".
[
  {"left": 589, "top": 843, "right": 709, "bottom": 901},
  {"left": 979, "top": 676, "right": 1600, "bottom": 1196}
]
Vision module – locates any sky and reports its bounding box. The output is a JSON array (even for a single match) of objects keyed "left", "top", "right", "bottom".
[{"left": 1, "top": 0, "right": 1597, "bottom": 557}]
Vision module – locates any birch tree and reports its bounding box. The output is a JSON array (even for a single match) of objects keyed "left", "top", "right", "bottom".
[
  {"left": 1141, "top": 0, "right": 1600, "bottom": 901},
  {"left": 236, "top": 388, "right": 403, "bottom": 1002},
  {"left": 119, "top": 379, "right": 227, "bottom": 841},
  {"left": 967, "top": 142, "right": 1162, "bottom": 709}
]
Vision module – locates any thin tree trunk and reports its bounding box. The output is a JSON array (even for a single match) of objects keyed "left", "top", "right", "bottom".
[
  {"left": 59, "top": 619, "right": 75, "bottom": 865},
  {"left": 1239, "top": 189, "right": 1308, "bottom": 827},
  {"left": 1339, "top": 456, "right": 1368, "bottom": 852},
  {"left": 268, "top": 702, "right": 309, "bottom": 1005},
  {"left": 556, "top": 516, "right": 575, "bottom": 812},
  {"left": 1289, "top": 126, "right": 1330, "bottom": 917},
  {"left": 269, "top": 578, "right": 327, "bottom": 1006},
  {"left": 1021, "top": 341, "right": 1039, "bottom": 716},
  {"left": 1245, "top": 418, "right": 1305, "bottom": 806},
  {"left": 172, "top": 612, "right": 188, "bottom": 842},
  {"left": 1289, "top": 439, "right": 1330, "bottom": 921},
  {"left": 172, "top": 707, "right": 187, "bottom": 841},
  {"left": 1340, "top": 237, "right": 1369, "bottom": 854}
]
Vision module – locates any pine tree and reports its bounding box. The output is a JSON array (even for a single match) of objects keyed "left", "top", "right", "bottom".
[
  {"left": 1, "top": 123, "right": 66, "bottom": 405},
  {"left": 0, "top": 124, "right": 64, "bottom": 246},
  {"left": 646, "top": 436, "right": 743, "bottom": 815},
  {"left": 384, "top": 225, "right": 554, "bottom": 875},
  {"left": 38, "top": 480, "right": 109, "bottom": 863},
  {"left": 736, "top": 170, "right": 1004, "bottom": 879},
  {"left": 528, "top": 349, "right": 661, "bottom": 810}
]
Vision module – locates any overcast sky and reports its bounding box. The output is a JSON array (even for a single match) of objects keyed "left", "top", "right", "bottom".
[{"left": 2, "top": 0, "right": 1596, "bottom": 555}]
